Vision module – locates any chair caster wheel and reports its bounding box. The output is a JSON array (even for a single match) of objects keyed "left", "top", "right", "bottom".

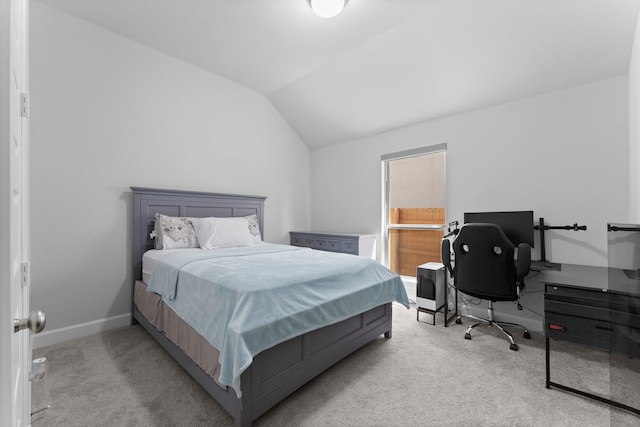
[
  {"left": 510, "top": 343, "right": 518, "bottom": 351},
  {"left": 523, "top": 331, "right": 531, "bottom": 339},
  {"left": 464, "top": 333, "right": 471, "bottom": 340},
  {"left": 456, "top": 318, "right": 462, "bottom": 325}
]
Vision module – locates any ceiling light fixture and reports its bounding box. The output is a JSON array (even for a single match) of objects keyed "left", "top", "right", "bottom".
[{"left": 308, "top": 0, "right": 348, "bottom": 18}]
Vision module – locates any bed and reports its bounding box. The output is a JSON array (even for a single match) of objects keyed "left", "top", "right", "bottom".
[{"left": 131, "top": 187, "right": 409, "bottom": 426}]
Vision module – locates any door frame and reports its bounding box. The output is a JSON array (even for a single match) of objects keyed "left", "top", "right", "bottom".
[{"left": 1, "top": 0, "right": 31, "bottom": 425}]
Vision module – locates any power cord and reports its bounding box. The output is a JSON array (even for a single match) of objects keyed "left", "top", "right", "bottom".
[{"left": 511, "top": 300, "right": 543, "bottom": 318}]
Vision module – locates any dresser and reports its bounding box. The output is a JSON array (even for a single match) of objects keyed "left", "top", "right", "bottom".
[
  {"left": 541, "top": 264, "right": 640, "bottom": 415},
  {"left": 289, "top": 231, "right": 376, "bottom": 259}
]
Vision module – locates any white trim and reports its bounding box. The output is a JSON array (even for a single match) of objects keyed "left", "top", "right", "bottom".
[
  {"left": 380, "top": 143, "right": 447, "bottom": 161},
  {"left": 387, "top": 224, "right": 446, "bottom": 230},
  {"left": 32, "top": 313, "right": 131, "bottom": 349}
]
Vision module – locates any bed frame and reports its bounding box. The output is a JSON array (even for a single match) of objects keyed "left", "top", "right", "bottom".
[{"left": 131, "top": 187, "right": 393, "bottom": 426}]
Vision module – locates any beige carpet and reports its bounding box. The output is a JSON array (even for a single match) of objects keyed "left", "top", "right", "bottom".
[{"left": 32, "top": 303, "right": 640, "bottom": 426}]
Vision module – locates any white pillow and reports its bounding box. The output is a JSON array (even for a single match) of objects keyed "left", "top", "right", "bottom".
[
  {"left": 154, "top": 214, "right": 199, "bottom": 249},
  {"left": 192, "top": 215, "right": 262, "bottom": 250}
]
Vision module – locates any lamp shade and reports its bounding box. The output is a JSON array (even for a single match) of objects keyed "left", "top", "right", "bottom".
[{"left": 309, "top": 0, "right": 347, "bottom": 18}]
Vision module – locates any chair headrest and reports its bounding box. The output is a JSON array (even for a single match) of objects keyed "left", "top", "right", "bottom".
[{"left": 454, "top": 223, "right": 515, "bottom": 249}]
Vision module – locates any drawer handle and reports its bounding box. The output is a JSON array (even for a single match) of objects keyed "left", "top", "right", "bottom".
[{"left": 594, "top": 325, "right": 613, "bottom": 331}]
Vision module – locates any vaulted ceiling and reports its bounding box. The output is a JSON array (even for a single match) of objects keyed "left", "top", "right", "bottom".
[{"left": 37, "top": 0, "right": 640, "bottom": 149}]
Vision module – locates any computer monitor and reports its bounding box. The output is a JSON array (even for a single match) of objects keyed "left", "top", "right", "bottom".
[{"left": 464, "top": 210, "right": 534, "bottom": 247}]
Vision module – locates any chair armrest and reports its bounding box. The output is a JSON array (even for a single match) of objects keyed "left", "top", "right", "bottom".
[
  {"left": 441, "top": 238, "right": 453, "bottom": 275},
  {"left": 516, "top": 243, "right": 531, "bottom": 278}
]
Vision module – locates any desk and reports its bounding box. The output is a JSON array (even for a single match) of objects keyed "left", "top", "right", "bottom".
[{"left": 541, "top": 264, "right": 640, "bottom": 415}]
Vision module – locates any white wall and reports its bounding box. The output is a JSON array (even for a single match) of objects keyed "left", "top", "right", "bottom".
[
  {"left": 30, "top": 3, "right": 311, "bottom": 345},
  {"left": 311, "top": 77, "right": 629, "bottom": 268},
  {"left": 311, "top": 76, "right": 628, "bottom": 333},
  {"left": 630, "top": 8, "right": 640, "bottom": 224}
]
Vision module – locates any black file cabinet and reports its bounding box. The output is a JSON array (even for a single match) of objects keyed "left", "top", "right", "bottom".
[
  {"left": 545, "top": 284, "right": 640, "bottom": 358},
  {"left": 541, "top": 264, "right": 640, "bottom": 415}
]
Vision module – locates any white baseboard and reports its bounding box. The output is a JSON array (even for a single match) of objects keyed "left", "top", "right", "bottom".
[{"left": 32, "top": 313, "right": 132, "bottom": 349}]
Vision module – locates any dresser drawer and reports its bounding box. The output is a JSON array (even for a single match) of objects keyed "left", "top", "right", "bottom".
[
  {"left": 313, "top": 239, "right": 329, "bottom": 251},
  {"left": 341, "top": 240, "right": 358, "bottom": 254},
  {"left": 326, "top": 240, "right": 340, "bottom": 251}
]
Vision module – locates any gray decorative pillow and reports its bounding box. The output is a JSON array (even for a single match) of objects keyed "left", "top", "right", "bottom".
[
  {"left": 246, "top": 214, "right": 261, "bottom": 238},
  {"left": 154, "top": 214, "right": 199, "bottom": 249}
]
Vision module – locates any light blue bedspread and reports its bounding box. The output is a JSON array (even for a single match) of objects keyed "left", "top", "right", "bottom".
[{"left": 147, "top": 243, "right": 409, "bottom": 396}]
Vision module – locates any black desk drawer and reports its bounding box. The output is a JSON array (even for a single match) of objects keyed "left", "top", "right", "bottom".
[
  {"left": 545, "top": 313, "right": 640, "bottom": 357},
  {"left": 545, "top": 312, "right": 614, "bottom": 351},
  {"left": 546, "top": 285, "right": 640, "bottom": 314},
  {"left": 545, "top": 300, "right": 611, "bottom": 322},
  {"left": 545, "top": 299, "right": 640, "bottom": 328}
]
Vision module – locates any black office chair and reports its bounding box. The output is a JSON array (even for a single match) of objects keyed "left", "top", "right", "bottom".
[{"left": 441, "top": 223, "right": 531, "bottom": 351}]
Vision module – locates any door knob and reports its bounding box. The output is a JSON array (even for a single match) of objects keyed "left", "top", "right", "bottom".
[{"left": 14, "top": 310, "right": 46, "bottom": 334}]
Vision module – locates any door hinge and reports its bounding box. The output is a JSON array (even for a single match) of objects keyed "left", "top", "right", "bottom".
[
  {"left": 22, "top": 262, "right": 30, "bottom": 287},
  {"left": 21, "top": 93, "right": 29, "bottom": 118}
]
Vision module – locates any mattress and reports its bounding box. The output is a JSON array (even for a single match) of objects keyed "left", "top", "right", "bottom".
[{"left": 142, "top": 248, "right": 202, "bottom": 284}]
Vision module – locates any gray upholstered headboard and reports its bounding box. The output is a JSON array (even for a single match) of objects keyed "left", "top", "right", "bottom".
[{"left": 131, "top": 187, "right": 266, "bottom": 281}]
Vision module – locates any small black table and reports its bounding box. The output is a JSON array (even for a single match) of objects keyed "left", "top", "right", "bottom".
[{"left": 541, "top": 264, "right": 640, "bottom": 416}]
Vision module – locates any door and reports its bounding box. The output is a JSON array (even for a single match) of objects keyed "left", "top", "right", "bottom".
[{"left": 2, "top": 0, "right": 32, "bottom": 425}]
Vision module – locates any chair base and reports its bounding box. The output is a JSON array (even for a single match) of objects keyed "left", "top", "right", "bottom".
[{"left": 456, "top": 303, "right": 530, "bottom": 351}]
